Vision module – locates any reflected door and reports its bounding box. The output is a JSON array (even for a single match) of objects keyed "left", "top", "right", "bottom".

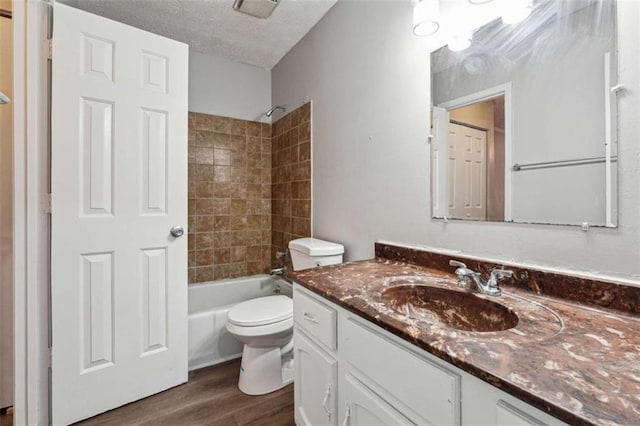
[
  {"left": 51, "top": 4, "right": 188, "bottom": 424},
  {"left": 448, "top": 123, "right": 487, "bottom": 220}
]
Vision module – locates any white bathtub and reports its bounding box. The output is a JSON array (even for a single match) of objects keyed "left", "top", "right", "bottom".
[{"left": 188, "top": 274, "right": 292, "bottom": 371}]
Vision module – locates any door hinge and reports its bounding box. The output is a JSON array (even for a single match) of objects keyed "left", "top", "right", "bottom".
[
  {"left": 42, "top": 193, "right": 52, "bottom": 214},
  {"left": 46, "top": 39, "right": 52, "bottom": 60},
  {"left": 48, "top": 347, "right": 52, "bottom": 367}
]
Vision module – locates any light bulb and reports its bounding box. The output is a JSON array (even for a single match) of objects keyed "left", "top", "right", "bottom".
[
  {"left": 501, "top": 0, "right": 532, "bottom": 25},
  {"left": 413, "top": 0, "right": 440, "bottom": 37}
]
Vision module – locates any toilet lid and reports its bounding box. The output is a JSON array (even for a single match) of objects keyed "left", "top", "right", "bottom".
[{"left": 227, "top": 295, "right": 293, "bottom": 327}]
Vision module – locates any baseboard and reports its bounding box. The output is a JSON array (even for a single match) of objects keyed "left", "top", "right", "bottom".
[{"left": 189, "top": 353, "right": 243, "bottom": 372}]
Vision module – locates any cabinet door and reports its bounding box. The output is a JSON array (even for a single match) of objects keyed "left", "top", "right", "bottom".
[
  {"left": 496, "top": 401, "right": 547, "bottom": 426},
  {"left": 295, "top": 329, "right": 338, "bottom": 426},
  {"left": 342, "top": 373, "right": 414, "bottom": 426}
]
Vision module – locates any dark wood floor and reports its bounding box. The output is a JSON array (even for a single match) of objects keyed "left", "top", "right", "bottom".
[
  {"left": 77, "top": 359, "right": 294, "bottom": 426},
  {"left": 0, "top": 408, "right": 12, "bottom": 426}
]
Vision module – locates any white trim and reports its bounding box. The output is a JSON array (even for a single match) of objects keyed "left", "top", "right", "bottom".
[
  {"left": 603, "top": 52, "right": 614, "bottom": 228},
  {"left": 13, "top": 1, "right": 51, "bottom": 424},
  {"left": 437, "top": 82, "right": 513, "bottom": 222},
  {"left": 13, "top": 1, "right": 27, "bottom": 421}
]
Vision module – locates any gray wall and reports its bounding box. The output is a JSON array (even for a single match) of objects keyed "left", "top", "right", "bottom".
[
  {"left": 272, "top": 0, "right": 640, "bottom": 282},
  {"left": 189, "top": 50, "right": 271, "bottom": 123}
]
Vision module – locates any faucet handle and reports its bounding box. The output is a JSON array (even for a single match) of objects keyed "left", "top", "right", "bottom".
[
  {"left": 449, "top": 260, "right": 467, "bottom": 269},
  {"left": 490, "top": 268, "right": 513, "bottom": 280}
]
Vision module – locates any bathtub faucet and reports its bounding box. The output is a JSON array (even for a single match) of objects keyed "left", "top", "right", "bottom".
[{"left": 269, "top": 266, "right": 287, "bottom": 276}]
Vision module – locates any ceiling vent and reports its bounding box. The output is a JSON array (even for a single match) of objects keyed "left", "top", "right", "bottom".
[{"left": 232, "top": 0, "right": 280, "bottom": 19}]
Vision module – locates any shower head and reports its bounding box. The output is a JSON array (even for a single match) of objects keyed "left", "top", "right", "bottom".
[{"left": 265, "top": 105, "right": 286, "bottom": 117}]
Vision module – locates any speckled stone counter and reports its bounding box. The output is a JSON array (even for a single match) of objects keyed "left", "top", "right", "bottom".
[{"left": 288, "top": 246, "right": 640, "bottom": 426}]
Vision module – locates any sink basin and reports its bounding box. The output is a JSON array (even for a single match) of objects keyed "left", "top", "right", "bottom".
[{"left": 382, "top": 285, "right": 519, "bottom": 332}]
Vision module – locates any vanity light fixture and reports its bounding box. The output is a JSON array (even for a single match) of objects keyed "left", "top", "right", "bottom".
[
  {"left": 413, "top": 0, "right": 440, "bottom": 36},
  {"left": 501, "top": 0, "right": 532, "bottom": 24}
]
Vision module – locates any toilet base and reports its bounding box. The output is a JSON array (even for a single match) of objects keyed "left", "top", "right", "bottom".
[{"left": 238, "top": 344, "right": 294, "bottom": 395}]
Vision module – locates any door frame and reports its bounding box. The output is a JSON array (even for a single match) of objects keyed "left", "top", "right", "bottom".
[
  {"left": 437, "top": 82, "right": 513, "bottom": 222},
  {"left": 12, "top": 0, "right": 51, "bottom": 424}
]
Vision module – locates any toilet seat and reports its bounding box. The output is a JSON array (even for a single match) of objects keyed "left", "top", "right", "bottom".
[
  {"left": 226, "top": 295, "right": 293, "bottom": 338},
  {"left": 228, "top": 295, "right": 293, "bottom": 327}
]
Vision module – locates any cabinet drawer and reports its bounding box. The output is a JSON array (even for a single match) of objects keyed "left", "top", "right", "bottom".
[
  {"left": 294, "top": 287, "right": 337, "bottom": 350},
  {"left": 343, "top": 316, "right": 460, "bottom": 425}
]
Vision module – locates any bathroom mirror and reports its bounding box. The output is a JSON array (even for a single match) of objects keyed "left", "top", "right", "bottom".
[{"left": 430, "top": 0, "right": 618, "bottom": 227}]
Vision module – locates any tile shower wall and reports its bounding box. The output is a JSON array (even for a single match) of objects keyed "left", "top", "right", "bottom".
[
  {"left": 188, "top": 113, "right": 272, "bottom": 283},
  {"left": 271, "top": 103, "right": 312, "bottom": 263}
]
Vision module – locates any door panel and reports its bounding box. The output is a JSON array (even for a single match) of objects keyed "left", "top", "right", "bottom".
[
  {"left": 342, "top": 373, "right": 413, "bottom": 426},
  {"left": 51, "top": 4, "right": 188, "bottom": 424},
  {"left": 294, "top": 329, "right": 337, "bottom": 426},
  {"left": 448, "top": 123, "right": 487, "bottom": 220}
]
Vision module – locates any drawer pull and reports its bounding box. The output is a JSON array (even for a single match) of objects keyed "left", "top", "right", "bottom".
[
  {"left": 322, "top": 384, "right": 332, "bottom": 420},
  {"left": 303, "top": 312, "right": 319, "bottom": 324}
]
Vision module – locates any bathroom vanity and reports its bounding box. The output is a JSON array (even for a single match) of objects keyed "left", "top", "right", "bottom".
[{"left": 290, "top": 243, "right": 640, "bottom": 426}]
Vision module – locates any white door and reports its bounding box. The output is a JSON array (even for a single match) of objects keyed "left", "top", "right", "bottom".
[
  {"left": 295, "top": 330, "right": 338, "bottom": 426},
  {"left": 51, "top": 4, "right": 188, "bottom": 424},
  {"left": 431, "top": 107, "right": 450, "bottom": 219},
  {"left": 448, "top": 122, "right": 487, "bottom": 220}
]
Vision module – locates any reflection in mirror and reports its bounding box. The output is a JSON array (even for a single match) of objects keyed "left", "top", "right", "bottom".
[{"left": 430, "top": 0, "right": 618, "bottom": 227}]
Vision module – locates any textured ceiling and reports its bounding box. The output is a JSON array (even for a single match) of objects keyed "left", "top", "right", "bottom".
[{"left": 59, "top": 0, "right": 338, "bottom": 69}]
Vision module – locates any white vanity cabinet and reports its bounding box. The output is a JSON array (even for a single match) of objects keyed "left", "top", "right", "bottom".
[
  {"left": 340, "top": 316, "right": 461, "bottom": 425},
  {"left": 461, "top": 372, "right": 564, "bottom": 426},
  {"left": 293, "top": 288, "right": 338, "bottom": 426},
  {"left": 293, "top": 284, "right": 567, "bottom": 426},
  {"left": 341, "top": 372, "right": 414, "bottom": 426},
  {"left": 294, "top": 331, "right": 337, "bottom": 426}
]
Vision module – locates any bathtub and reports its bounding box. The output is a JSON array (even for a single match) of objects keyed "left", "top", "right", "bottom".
[{"left": 188, "top": 274, "right": 292, "bottom": 371}]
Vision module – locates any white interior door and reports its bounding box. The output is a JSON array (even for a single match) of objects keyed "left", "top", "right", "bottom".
[
  {"left": 448, "top": 122, "right": 487, "bottom": 220},
  {"left": 431, "top": 107, "right": 449, "bottom": 219},
  {"left": 51, "top": 4, "right": 188, "bottom": 424}
]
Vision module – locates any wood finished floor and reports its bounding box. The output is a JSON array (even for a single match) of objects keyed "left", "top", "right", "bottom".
[
  {"left": 76, "top": 359, "right": 294, "bottom": 426},
  {"left": 0, "top": 408, "right": 12, "bottom": 426}
]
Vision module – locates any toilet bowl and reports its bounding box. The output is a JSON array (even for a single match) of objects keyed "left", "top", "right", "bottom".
[{"left": 226, "top": 295, "right": 294, "bottom": 395}]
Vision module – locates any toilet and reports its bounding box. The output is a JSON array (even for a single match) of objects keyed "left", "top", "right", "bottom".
[{"left": 226, "top": 237, "right": 344, "bottom": 395}]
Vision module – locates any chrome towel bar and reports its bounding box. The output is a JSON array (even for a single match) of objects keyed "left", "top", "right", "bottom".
[{"left": 512, "top": 156, "right": 618, "bottom": 172}]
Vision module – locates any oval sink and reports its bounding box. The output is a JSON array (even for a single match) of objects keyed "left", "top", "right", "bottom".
[{"left": 382, "top": 285, "right": 519, "bottom": 332}]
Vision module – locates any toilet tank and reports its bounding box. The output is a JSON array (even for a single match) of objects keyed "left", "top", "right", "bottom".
[{"left": 288, "top": 238, "right": 344, "bottom": 271}]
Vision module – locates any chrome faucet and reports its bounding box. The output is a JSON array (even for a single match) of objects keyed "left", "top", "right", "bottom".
[
  {"left": 449, "top": 260, "right": 512, "bottom": 297},
  {"left": 269, "top": 266, "right": 287, "bottom": 276}
]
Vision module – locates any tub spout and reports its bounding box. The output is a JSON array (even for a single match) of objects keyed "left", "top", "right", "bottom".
[{"left": 270, "top": 266, "right": 287, "bottom": 276}]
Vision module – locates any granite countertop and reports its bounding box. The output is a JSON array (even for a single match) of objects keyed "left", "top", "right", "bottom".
[{"left": 288, "top": 258, "right": 640, "bottom": 426}]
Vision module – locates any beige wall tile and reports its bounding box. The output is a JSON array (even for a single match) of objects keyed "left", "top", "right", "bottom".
[
  {"left": 270, "top": 103, "right": 312, "bottom": 268},
  {"left": 189, "top": 109, "right": 311, "bottom": 283}
]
